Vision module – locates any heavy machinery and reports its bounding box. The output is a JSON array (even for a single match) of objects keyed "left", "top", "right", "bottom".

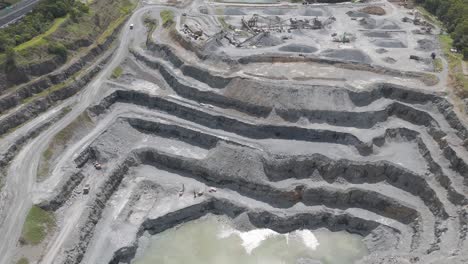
[
  {"left": 333, "top": 32, "right": 352, "bottom": 43},
  {"left": 93, "top": 161, "right": 102, "bottom": 170},
  {"left": 83, "top": 184, "right": 90, "bottom": 195}
]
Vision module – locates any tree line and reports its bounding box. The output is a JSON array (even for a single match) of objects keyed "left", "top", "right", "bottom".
[
  {"left": 414, "top": 0, "right": 468, "bottom": 59},
  {"left": 0, "top": 0, "right": 88, "bottom": 53}
]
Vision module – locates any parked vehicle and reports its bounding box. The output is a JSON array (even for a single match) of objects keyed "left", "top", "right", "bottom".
[{"left": 83, "top": 184, "right": 90, "bottom": 195}]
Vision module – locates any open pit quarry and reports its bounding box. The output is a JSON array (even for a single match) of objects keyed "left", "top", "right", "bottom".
[{"left": 1, "top": 0, "right": 468, "bottom": 263}]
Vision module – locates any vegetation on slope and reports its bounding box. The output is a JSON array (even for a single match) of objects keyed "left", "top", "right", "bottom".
[
  {"left": 0, "top": 0, "right": 135, "bottom": 72},
  {"left": 38, "top": 111, "right": 93, "bottom": 180},
  {"left": 0, "top": 0, "right": 89, "bottom": 52},
  {"left": 413, "top": 1, "right": 468, "bottom": 95},
  {"left": 161, "top": 10, "right": 174, "bottom": 28},
  {"left": 432, "top": 57, "right": 443, "bottom": 72},
  {"left": 20, "top": 206, "right": 55, "bottom": 245},
  {"left": 144, "top": 15, "right": 158, "bottom": 32},
  {"left": 414, "top": 0, "right": 468, "bottom": 59},
  {"left": 439, "top": 34, "right": 468, "bottom": 95},
  {"left": 111, "top": 66, "right": 123, "bottom": 79},
  {"left": 16, "top": 257, "right": 29, "bottom": 264},
  {"left": 143, "top": 15, "right": 158, "bottom": 44},
  {"left": 218, "top": 16, "right": 235, "bottom": 30}
]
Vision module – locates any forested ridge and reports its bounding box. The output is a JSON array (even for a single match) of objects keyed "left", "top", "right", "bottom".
[
  {"left": 0, "top": 0, "right": 88, "bottom": 52},
  {"left": 415, "top": 0, "right": 468, "bottom": 58}
]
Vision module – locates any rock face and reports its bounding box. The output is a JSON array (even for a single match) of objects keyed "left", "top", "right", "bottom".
[
  {"left": 43, "top": 70, "right": 468, "bottom": 264},
  {"left": 0, "top": 27, "right": 121, "bottom": 137},
  {"left": 68, "top": 40, "right": 468, "bottom": 262},
  {"left": 464, "top": 99, "right": 468, "bottom": 114}
]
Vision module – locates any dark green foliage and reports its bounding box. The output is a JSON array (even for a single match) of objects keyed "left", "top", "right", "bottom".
[
  {"left": 70, "top": 1, "right": 89, "bottom": 22},
  {"left": 0, "top": 0, "right": 88, "bottom": 52},
  {"left": 47, "top": 41, "right": 67, "bottom": 59},
  {"left": 74, "top": 1, "right": 89, "bottom": 13},
  {"left": 4, "top": 47, "right": 17, "bottom": 72},
  {"left": 453, "top": 19, "right": 468, "bottom": 55},
  {"left": 3, "top": 47, "right": 29, "bottom": 84},
  {"left": 415, "top": 0, "right": 468, "bottom": 54},
  {"left": 0, "top": 31, "right": 15, "bottom": 51}
]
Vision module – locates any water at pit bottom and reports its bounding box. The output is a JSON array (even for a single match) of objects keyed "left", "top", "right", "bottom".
[{"left": 132, "top": 215, "right": 369, "bottom": 264}]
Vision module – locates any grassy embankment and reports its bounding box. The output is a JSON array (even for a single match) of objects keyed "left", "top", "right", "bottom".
[
  {"left": 415, "top": 4, "right": 468, "bottom": 96},
  {"left": 439, "top": 34, "right": 468, "bottom": 96},
  {"left": 160, "top": 10, "right": 174, "bottom": 28},
  {"left": 16, "top": 258, "right": 29, "bottom": 264},
  {"left": 14, "top": 16, "right": 68, "bottom": 53},
  {"left": 15, "top": 206, "right": 55, "bottom": 264},
  {"left": 1, "top": 0, "right": 137, "bottom": 75},
  {"left": 37, "top": 112, "right": 93, "bottom": 180},
  {"left": 16, "top": 257, "right": 29, "bottom": 264},
  {"left": 143, "top": 14, "right": 158, "bottom": 34},
  {"left": 20, "top": 206, "right": 55, "bottom": 245},
  {"left": 111, "top": 66, "right": 123, "bottom": 79}
]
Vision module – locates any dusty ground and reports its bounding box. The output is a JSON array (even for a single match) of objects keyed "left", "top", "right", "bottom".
[{"left": 0, "top": 0, "right": 468, "bottom": 264}]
